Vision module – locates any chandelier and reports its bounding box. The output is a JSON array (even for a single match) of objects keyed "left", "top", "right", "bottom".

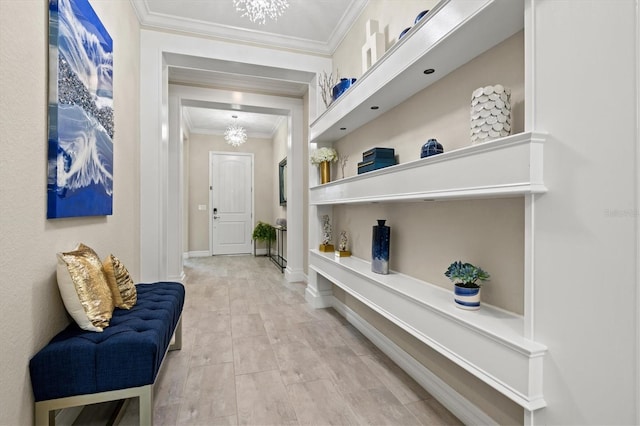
[
  {"left": 233, "top": 0, "right": 289, "bottom": 25},
  {"left": 224, "top": 115, "right": 247, "bottom": 147}
]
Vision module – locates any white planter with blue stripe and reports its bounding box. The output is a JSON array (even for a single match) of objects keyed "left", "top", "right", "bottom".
[{"left": 454, "top": 285, "right": 481, "bottom": 310}]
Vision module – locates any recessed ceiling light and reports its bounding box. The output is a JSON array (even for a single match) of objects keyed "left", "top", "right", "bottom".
[{"left": 424, "top": 68, "right": 435, "bottom": 75}]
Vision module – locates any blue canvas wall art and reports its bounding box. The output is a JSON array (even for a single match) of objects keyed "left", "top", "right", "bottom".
[{"left": 47, "top": 0, "right": 113, "bottom": 218}]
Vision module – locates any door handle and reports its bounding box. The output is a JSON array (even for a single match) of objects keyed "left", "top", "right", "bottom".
[{"left": 213, "top": 215, "right": 219, "bottom": 219}]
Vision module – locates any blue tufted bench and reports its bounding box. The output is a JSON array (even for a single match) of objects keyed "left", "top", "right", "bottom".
[{"left": 29, "top": 282, "right": 185, "bottom": 426}]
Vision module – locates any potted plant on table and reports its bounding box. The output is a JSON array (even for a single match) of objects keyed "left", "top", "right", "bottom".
[
  {"left": 252, "top": 221, "right": 276, "bottom": 256},
  {"left": 444, "top": 261, "right": 490, "bottom": 310},
  {"left": 310, "top": 147, "right": 338, "bottom": 184}
]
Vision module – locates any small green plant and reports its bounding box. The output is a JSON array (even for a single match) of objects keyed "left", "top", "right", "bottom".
[
  {"left": 252, "top": 221, "right": 276, "bottom": 243},
  {"left": 444, "top": 261, "right": 490, "bottom": 288}
]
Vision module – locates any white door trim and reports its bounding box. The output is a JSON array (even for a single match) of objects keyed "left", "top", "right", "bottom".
[{"left": 208, "top": 151, "right": 255, "bottom": 256}]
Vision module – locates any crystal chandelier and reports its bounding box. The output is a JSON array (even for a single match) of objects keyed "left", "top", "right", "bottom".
[
  {"left": 233, "top": 0, "right": 289, "bottom": 25},
  {"left": 224, "top": 115, "right": 247, "bottom": 147}
]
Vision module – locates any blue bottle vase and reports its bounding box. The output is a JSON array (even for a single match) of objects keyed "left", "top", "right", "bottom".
[{"left": 371, "top": 220, "right": 390, "bottom": 274}]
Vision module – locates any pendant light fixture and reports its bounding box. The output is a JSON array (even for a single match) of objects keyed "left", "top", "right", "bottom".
[
  {"left": 233, "top": 0, "right": 289, "bottom": 25},
  {"left": 224, "top": 115, "right": 247, "bottom": 147}
]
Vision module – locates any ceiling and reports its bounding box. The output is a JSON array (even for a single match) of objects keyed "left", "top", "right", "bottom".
[{"left": 131, "top": 0, "right": 368, "bottom": 138}]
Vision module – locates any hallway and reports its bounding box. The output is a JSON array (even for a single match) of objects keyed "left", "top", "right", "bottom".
[{"left": 121, "top": 255, "right": 462, "bottom": 425}]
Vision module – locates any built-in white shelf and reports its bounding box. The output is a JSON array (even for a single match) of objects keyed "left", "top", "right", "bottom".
[
  {"left": 310, "top": 132, "right": 546, "bottom": 205},
  {"left": 310, "top": 249, "right": 547, "bottom": 410},
  {"left": 310, "top": 0, "right": 524, "bottom": 144}
]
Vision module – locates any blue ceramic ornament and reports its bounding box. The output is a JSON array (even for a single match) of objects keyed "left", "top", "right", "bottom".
[
  {"left": 421, "top": 138, "right": 444, "bottom": 158},
  {"left": 415, "top": 10, "right": 429, "bottom": 24}
]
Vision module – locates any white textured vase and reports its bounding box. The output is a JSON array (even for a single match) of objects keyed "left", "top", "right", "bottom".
[{"left": 470, "top": 84, "right": 511, "bottom": 145}]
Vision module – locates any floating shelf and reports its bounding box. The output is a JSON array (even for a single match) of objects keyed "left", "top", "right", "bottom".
[
  {"left": 310, "top": 132, "right": 546, "bottom": 205},
  {"left": 310, "top": 0, "right": 524, "bottom": 144},
  {"left": 309, "top": 249, "right": 547, "bottom": 410}
]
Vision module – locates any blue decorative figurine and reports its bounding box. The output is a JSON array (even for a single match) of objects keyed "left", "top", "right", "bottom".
[
  {"left": 371, "top": 220, "right": 390, "bottom": 274},
  {"left": 421, "top": 138, "right": 444, "bottom": 158}
]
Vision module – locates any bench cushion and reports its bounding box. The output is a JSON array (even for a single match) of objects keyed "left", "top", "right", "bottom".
[{"left": 29, "top": 282, "right": 185, "bottom": 402}]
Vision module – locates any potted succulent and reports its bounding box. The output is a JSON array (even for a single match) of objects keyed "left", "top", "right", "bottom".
[
  {"left": 310, "top": 147, "right": 338, "bottom": 184},
  {"left": 444, "top": 261, "right": 490, "bottom": 310},
  {"left": 252, "top": 221, "right": 276, "bottom": 256}
]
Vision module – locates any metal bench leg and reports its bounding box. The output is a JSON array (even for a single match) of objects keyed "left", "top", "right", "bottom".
[
  {"left": 138, "top": 385, "right": 153, "bottom": 426},
  {"left": 34, "top": 403, "right": 55, "bottom": 426},
  {"left": 169, "top": 316, "right": 182, "bottom": 351}
]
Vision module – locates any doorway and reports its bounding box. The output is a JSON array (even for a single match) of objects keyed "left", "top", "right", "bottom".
[{"left": 209, "top": 152, "right": 254, "bottom": 255}]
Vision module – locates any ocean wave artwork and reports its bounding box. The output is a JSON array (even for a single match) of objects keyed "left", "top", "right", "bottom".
[{"left": 47, "top": 0, "right": 113, "bottom": 218}]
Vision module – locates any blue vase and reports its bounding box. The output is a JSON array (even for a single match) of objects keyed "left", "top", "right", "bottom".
[
  {"left": 421, "top": 138, "right": 444, "bottom": 158},
  {"left": 371, "top": 220, "right": 390, "bottom": 274},
  {"left": 332, "top": 78, "right": 357, "bottom": 102}
]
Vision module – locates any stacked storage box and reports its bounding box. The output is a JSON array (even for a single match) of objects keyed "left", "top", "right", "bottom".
[{"left": 357, "top": 147, "right": 396, "bottom": 174}]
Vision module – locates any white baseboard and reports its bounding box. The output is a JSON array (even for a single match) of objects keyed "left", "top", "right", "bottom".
[
  {"left": 186, "top": 251, "right": 210, "bottom": 258},
  {"left": 331, "top": 297, "right": 497, "bottom": 426},
  {"left": 167, "top": 271, "right": 186, "bottom": 282},
  {"left": 304, "top": 286, "right": 334, "bottom": 308},
  {"left": 285, "top": 267, "right": 306, "bottom": 283}
]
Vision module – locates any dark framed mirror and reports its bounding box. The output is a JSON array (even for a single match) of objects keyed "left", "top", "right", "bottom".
[{"left": 279, "top": 157, "right": 287, "bottom": 206}]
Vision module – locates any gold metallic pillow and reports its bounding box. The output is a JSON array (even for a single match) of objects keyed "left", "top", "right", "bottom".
[
  {"left": 56, "top": 243, "right": 114, "bottom": 332},
  {"left": 103, "top": 254, "right": 137, "bottom": 309}
]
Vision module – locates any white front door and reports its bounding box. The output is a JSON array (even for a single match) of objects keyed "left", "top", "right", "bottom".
[{"left": 209, "top": 152, "right": 253, "bottom": 255}]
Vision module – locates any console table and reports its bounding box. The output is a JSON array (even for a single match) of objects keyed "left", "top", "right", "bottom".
[{"left": 270, "top": 225, "right": 286, "bottom": 273}]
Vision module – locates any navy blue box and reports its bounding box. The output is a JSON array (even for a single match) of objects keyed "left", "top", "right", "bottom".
[
  {"left": 357, "top": 158, "right": 397, "bottom": 174},
  {"left": 362, "top": 147, "right": 395, "bottom": 162}
]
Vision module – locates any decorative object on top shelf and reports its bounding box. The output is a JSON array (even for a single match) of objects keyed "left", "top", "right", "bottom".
[
  {"left": 420, "top": 138, "right": 444, "bottom": 158},
  {"left": 233, "top": 0, "right": 289, "bottom": 25},
  {"left": 358, "top": 147, "right": 396, "bottom": 174},
  {"left": 415, "top": 10, "right": 430, "bottom": 24},
  {"left": 311, "top": 147, "right": 338, "bottom": 184},
  {"left": 319, "top": 215, "right": 334, "bottom": 252},
  {"left": 399, "top": 27, "right": 411, "bottom": 40},
  {"left": 371, "top": 220, "right": 390, "bottom": 274},
  {"left": 470, "top": 84, "right": 512, "bottom": 145},
  {"left": 319, "top": 69, "right": 338, "bottom": 108},
  {"left": 398, "top": 9, "right": 430, "bottom": 42},
  {"left": 275, "top": 217, "right": 287, "bottom": 228},
  {"left": 252, "top": 221, "right": 276, "bottom": 256},
  {"left": 332, "top": 78, "right": 357, "bottom": 102},
  {"left": 362, "top": 19, "right": 386, "bottom": 73},
  {"left": 335, "top": 230, "right": 351, "bottom": 257},
  {"left": 338, "top": 154, "right": 349, "bottom": 179},
  {"left": 444, "top": 261, "right": 490, "bottom": 310}
]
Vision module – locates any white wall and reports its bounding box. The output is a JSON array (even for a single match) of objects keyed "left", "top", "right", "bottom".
[
  {"left": 0, "top": 1, "right": 141, "bottom": 423},
  {"left": 527, "top": 1, "right": 639, "bottom": 424}
]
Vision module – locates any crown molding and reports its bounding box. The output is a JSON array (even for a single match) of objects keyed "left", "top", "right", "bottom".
[{"left": 130, "top": 0, "right": 367, "bottom": 55}]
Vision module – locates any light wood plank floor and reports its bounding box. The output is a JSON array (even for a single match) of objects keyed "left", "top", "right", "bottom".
[{"left": 112, "top": 255, "right": 463, "bottom": 425}]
